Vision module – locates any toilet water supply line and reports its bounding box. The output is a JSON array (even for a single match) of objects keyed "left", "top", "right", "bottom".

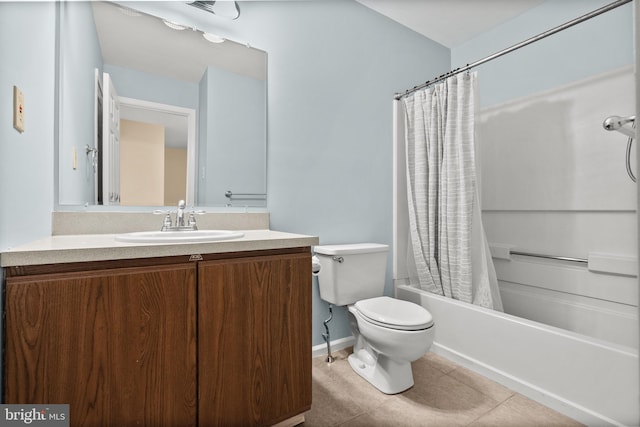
[
  {"left": 323, "top": 305, "right": 336, "bottom": 364},
  {"left": 313, "top": 254, "right": 336, "bottom": 363}
]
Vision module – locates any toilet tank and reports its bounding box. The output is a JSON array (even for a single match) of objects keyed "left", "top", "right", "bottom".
[{"left": 314, "top": 243, "right": 389, "bottom": 306}]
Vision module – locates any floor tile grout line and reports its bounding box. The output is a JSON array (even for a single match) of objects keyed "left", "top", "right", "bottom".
[
  {"left": 461, "top": 393, "right": 517, "bottom": 426},
  {"left": 444, "top": 366, "right": 517, "bottom": 404}
]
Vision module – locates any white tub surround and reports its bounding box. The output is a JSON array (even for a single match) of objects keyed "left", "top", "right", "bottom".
[
  {"left": 490, "top": 245, "right": 638, "bottom": 349},
  {"left": 476, "top": 68, "right": 638, "bottom": 349},
  {"left": 0, "top": 229, "right": 318, "bottom": 267}
]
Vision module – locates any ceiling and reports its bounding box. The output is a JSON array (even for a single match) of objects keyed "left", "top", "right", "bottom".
[
  {"left": 93, "top": 1, "right": 266, "bottom": 84},
  {"left": 92, "top": 1, "right": 267, "bottom": 148},
  {"left": 355, "top": 0, "right": 545, "bottom": 48}
]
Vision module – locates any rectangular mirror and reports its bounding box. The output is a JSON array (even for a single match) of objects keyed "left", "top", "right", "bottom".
[{"left": 57, "top": 1, "right": 267, "bottom": 208}]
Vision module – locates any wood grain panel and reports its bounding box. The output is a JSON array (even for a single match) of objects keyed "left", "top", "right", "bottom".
[
  {"left": 198, "top": 252, "right": 312, "bottom": 426},
  {"left": 5, "top": 264, "right": 197, "bottom": 427}
]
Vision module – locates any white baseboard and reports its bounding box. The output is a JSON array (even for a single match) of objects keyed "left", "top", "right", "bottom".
[{"left": 311, "top": 336, "right": 354, "bottom": 359}]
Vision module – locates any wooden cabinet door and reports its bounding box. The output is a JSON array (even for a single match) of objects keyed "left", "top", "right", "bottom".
[
  {"left": 198, "top": 251, "right": 312, "bottom": 426},
  {"left": 4, "top": 263, "right": 197, "bottom": 427}
]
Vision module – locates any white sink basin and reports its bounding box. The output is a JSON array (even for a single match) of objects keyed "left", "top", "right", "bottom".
[{"left": 115, "top": 230, "right": 244, "bottom": 243}]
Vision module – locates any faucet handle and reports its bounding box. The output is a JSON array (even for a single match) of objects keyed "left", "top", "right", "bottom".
[
  {"left": 187, "top": 210, "right": 206, "bottom": 230},
  {"left": 153, "top": 209, "right": 173, "bottom": 231}
]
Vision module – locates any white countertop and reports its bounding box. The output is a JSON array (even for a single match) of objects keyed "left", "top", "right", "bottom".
[{"left": 1, "top": 230, "right": 319, "bottom": 267}]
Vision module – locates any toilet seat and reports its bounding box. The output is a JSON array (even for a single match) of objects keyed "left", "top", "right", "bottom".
[{"left": 354, "top": 296, "right": 433, "bottom": 331}]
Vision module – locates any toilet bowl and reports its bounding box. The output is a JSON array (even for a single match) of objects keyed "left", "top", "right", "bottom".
[
  {"left": 347, "top": 296, "right": 434, "bottom": 394},
  {"left": 314, "top": 243, "right": 435, "bottom": 394}
]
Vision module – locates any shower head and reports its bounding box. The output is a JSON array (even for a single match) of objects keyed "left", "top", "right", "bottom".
[
  {"left": 603, "top": 115, "right": 636, "bottom": 138},
  {"left": 603, "top": 115, "right": 635, "bottom": 131}
]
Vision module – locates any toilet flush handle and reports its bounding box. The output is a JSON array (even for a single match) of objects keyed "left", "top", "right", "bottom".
[{"left": 332, "top": 256, "right": 344, "bottom": 263}]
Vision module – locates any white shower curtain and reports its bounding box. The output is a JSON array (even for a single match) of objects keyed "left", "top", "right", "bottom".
[{"left": 402, "top": 72, "right": 503, "bottom": 311}]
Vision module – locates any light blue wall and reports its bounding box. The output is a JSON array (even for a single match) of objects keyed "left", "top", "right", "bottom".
[
  {"left": 58, "top": 1, "right": 103, "bottom": 205},
  {"left": 104, "top": 64, "right": 199, "bottom": 110},
  {"left": 225, "top": 2, "right": 450, "bottom": 344},
  {"left": 0, "top": 2, "right": 56, "bottom": 250},
  {"left": 137, "top": 0, "right": 450, "bottom": 344},
  {"left": 0, "top": 3, "right": 57, "bottom": 390},
  {"left": 452, "top": 0, "right": 634, "bottom": 108}
]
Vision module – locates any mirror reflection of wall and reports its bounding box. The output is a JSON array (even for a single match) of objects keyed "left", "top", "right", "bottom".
[
  {"left": 197, "top": 66, "right": 266, "bottom": 207},
  {"left": 118, "top": 102, "right": 190, "bottom": 206},
  {"left": 57, "top": 1, "right": 267, "bottom": 208},
  {"left": 118, "top": 118, "right": 189, "bottom": 207}
]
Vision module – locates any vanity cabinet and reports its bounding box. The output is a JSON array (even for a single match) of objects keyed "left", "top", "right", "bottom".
[
  {"left": 4, "top": 247, "right": 312, "bottom": 427},
  {"left": 198, "top": 253, "right": 312, "bottom": 426},
  {"left": 4, "top": 263, "right": 198, "bottom": 426}
]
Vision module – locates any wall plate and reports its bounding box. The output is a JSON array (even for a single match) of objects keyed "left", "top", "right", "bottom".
[{"left": 13, "top": 85, "right": 25, "bottom": 133}]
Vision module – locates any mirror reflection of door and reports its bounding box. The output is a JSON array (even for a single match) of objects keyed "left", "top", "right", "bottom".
[
  {"left": 94, "top": 70, "right": 103, "bottom": 205},
  {"left": 97, "top": 72, "right": 194, "bottom": 206},
  {"left": 102, "top": 72, "right": 121, "bottom": 205}
]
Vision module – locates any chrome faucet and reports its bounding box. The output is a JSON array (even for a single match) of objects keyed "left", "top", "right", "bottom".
[
  {"left": 176, "top": 200, "right": 186, "bottom": 228},
  {"left": 156, "top": 200, "right": 203, "bottom": 231}
]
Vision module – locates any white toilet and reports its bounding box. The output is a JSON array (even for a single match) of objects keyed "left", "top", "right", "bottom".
[{"left": 314, "top": 243, "right": 435, "bottom": 394}]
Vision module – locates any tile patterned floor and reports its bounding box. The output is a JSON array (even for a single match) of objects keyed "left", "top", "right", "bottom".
[{"left": 303, "top": 348, "right": 583, "bottom": 427}]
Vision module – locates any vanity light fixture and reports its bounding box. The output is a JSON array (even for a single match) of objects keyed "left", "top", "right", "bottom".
[
  {"left": 117, "top": 6, "right": 141, "bottom": 17},
  {"left": 162, "top": 19, "right": 225, "bottom": 44},
  {"left": 202, "top": 32, "right": 225, "bottom": 43},
  {"left": 189, "top": 1, "right": 240, "bottom": 20},
  {"left": 163, "top": 20, "right": 187, "bottom": 30}
]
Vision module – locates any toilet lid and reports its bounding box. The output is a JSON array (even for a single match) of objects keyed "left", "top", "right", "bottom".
[{"left": 354, "top": 296, "right": 433, "bottom": 330}]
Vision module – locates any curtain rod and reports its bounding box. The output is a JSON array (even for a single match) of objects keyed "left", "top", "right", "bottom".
[{"left": 394, "top": 0, "right": 632, "bottom": 101}]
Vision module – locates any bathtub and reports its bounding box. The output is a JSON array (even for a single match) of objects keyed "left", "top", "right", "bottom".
[
  {"left": 395, "top": 283, "right": 639, "bottom": 427},
  {"left": 392, "top": 98, "right": 638, "bottom": 426}
]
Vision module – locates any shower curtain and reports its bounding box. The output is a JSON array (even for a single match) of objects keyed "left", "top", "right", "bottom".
[{"left": 402, "top": 72, "right": 503, "bottom": 311}]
